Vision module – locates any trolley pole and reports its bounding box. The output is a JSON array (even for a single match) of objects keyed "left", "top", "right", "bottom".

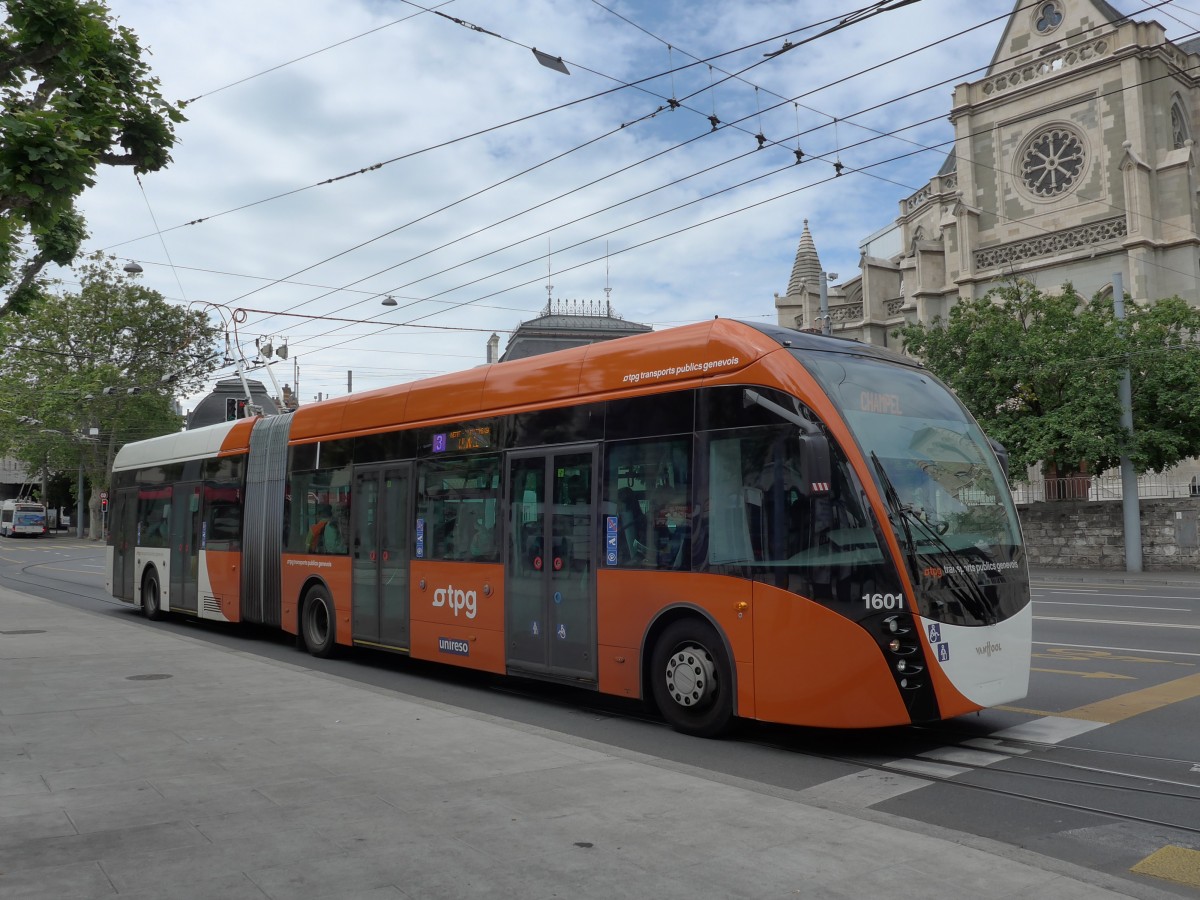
[{"left": 1112, "top": 272, "right": 1142, "bottom": 572}]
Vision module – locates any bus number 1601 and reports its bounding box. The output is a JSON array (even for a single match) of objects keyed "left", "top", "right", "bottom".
[{"left": 863, "top": 592, "right": 905, "bottom": 611}]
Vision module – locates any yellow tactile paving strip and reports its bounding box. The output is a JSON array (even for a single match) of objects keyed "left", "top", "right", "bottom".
[{"left": 1131, "top": 845, "right": 1200, "bottom": 889}]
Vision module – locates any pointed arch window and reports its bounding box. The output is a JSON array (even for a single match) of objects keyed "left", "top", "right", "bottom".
[{"left": 1171, "top": 99, "right": 1190, "bottom": 150}]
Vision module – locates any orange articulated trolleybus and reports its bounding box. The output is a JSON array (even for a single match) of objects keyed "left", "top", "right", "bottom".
[{"left": 107, "top": 320, "right": 1031, "bottom": 736}]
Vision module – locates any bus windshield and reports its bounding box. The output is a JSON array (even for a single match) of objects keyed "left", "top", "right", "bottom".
[{"left": 803, "top": 352, "right": 1025, "bottom": 624}]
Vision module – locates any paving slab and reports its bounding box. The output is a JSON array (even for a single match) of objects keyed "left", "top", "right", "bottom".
[{"left": 0, "top": 584, "right": 1182, "bottom": 900}]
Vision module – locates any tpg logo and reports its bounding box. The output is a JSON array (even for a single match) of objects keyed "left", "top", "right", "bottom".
[{"left": 433, "top": 585, "right": 477, "bottom": 619}]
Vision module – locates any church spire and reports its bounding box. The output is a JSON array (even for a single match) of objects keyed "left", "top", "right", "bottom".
[{"left": 787, "top": 219, "right": 822, "bottom": 295}]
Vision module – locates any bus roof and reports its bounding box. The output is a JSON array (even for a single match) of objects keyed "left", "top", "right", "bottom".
[
  {"left": 114, "top": 319, "right": 924, "bottom": 466},
  {"left": 285, "top": 318, "right": 914, "bottom": 444},
  {"left": 112, "top": 419, "right": 245, "bottom": 472}
]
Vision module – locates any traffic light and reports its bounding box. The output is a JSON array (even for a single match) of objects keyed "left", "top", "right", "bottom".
[
  {"left": 101, "top": 497, "right": 108, "bottom": 513},
  {"left": 225, "top": 397, "right": 248, "bottom": 421}
]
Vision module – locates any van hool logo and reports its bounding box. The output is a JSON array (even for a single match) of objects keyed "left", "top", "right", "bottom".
[
  {"left": 976, "top": 641, "right": 1002, "bottom": 657},
  {"left": 432, "top": 585, "right": 477, "bottom": 619}
]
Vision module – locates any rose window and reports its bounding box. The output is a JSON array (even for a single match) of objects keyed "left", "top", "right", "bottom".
[{"left": 1021, "top": 127, "right": 1085, "bottom": 197}]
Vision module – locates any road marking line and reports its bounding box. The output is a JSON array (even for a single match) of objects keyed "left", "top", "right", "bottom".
[
  {"left": 1036, "top": 648, "right": 1192, "bottom": 666},
  {"left": 1131, "top": 845, "right": 1200, "bottom": 889},
  {"left": 1053, "top": 672, "right": 1200, "bottom": 724},
  {"left": 1034, "top": 640, "right": 1200, "bottom": 660},
  {"left": 991, "top": 717, "right": 1105, "bottom": 744},
  {"left": 993, "top": 705, "right": 1060, "bottom": 716},
  {"left": 1031, "top": 667, "right": 1135, "bottom": 680},
  {"left": 1035, "top": 616, "right": 1200, "bottom": 629},
  {"left": 796, "top": 769, "right": 930, "bottom": 808},
  {"left": 961, "top": 737, "right": 1030, "bottom": 755},
  {"left": 917, "top": 746, "right": 1009, "bottom": 767},
  {"left": 882, "top": 758, "right": 972, "bottom": 779},
  {"left": 1034, "top": 601, "right": 1190, "bottom": 611}
]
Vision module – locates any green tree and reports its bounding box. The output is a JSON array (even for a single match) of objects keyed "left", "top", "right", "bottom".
[
  {"left": 896, "top": 280, "right": 1200, "bottom": 483},
  {"left": 0, "top": 253, "right": 218, "bottom": 536},
  {"left": 1, "top": 0, "right": 184, "bottom": 316}
]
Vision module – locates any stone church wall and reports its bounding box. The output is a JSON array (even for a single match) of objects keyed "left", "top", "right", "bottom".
[{"left": 1017, "top": 497, "right": 1200, "bottom": 569}]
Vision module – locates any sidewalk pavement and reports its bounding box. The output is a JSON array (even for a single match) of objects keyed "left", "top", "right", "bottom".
[{"left": 0, "top": 585, "right": 1184, "bottom": 900}]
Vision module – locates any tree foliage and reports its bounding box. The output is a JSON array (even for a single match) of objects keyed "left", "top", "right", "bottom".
[
  {"left": 0, "top": 254, "right": 218, "bottom": 534},
  {"left": 1, "top": 0, "right": 184, "bottom": 315},
  {"left": 897, "top": 281, "right": 1200, "bottom": 479}
]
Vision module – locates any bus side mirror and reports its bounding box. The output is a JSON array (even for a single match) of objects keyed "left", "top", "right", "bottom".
[
  {"left": 988, "top": 437, "right": 1010, "bottom": 483},
  {"left": 799, "top": 432, "right": 832, "bottom": 495}
]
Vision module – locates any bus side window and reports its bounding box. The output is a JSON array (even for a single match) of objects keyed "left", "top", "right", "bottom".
[{"left": 606, "top": 437, "right": 690, "bottom": 570}]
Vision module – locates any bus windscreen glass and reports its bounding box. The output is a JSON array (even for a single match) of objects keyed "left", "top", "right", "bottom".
[{"left": 802, "top": 352, "right": 1026, "bottom": 625}]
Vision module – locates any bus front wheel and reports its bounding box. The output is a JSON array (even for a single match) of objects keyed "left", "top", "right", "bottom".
[
  {"left": 302, "top": 587, "right": 337, "bottom": 658},
  {"left": 143, "top": 570, "right": 164, "bottom": 621},
  {"left": 650, "top": 619, "right": 734, "bottom": 738}
]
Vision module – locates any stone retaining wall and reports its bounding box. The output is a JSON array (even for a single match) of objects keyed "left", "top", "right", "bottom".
[{"left": 1016, "top": 497, "right": 1200, "bottom": 569}]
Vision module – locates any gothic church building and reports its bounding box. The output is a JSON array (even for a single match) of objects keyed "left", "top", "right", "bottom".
[{"left": 776, "top": 0, "right": 1200, "bottom": 342}]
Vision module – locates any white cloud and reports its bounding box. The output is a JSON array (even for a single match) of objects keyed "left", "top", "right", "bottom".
[{"left": 62, "top": 0, "right": 1167, "bottom": 410}]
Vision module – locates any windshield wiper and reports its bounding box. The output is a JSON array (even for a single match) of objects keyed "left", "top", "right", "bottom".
[
  {"left": 870, "top": 452, "right": 920, "bottom": 583},
  {"left": 900, "top": 511, "right": 996, "bottom": 624},
  {"left": 870, "top": 452, "right": 994, "bottom": 624}
]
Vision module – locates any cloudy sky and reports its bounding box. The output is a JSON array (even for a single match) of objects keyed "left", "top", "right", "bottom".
[{"left": 65, "top": 0, "right": 1191, "bottom": 410}]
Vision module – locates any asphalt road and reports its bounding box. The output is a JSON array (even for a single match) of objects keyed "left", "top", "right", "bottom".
[{"left": 3, "top": 535, "right": 1199, "bottom": 896}]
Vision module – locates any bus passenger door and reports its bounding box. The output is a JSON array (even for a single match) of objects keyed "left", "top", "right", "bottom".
[
  {"left": 504, "top": 447, "right": 597, "bottom": 683},
  {"left": 112, "top": 489, "right": 138, "bottom": 600},
  {"left": 169, "top": 483, "right": 202, "bottom": 613},
  {"left": 352, "top": 465, "right": 411, "bottom": 650}
]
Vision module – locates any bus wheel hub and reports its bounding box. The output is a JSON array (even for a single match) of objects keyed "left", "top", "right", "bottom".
[{"left": 666, "top": 645, "right": 715, "bottom": 707}]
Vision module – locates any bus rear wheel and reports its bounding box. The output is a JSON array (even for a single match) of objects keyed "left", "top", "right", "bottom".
[
  {"left": 302, "top": 587, "right": 337, "bottom": 658},
  {"left": 143, "top": 570, "right": 164, "bottom": 621},
  {"left": 650, "top": 619, "right": 734, "bottom": 738}
]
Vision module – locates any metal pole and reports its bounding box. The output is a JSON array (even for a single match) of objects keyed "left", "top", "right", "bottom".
[
  {"left": 1112, "top": 272, "right": 1142, "bottom": 572},
  {"left": 818, "top": 272, "right": 831, "bottom": 336},
  {"left": 76, "top": 456, "right": 84, "bottom": 539}
]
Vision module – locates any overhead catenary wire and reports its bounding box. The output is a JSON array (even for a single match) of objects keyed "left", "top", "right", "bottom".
[
  {"left": 178, "top": 1, "right": 460, "bottom": 105},
  {"left": 228, "top": 2, "right": 1040, "bottom": 337},
  {"left": 100, "top": 3, "right": 1190, "bottom": 393},
  {"left": 100, "top": 1, "right": 921, "bottom": 256}
]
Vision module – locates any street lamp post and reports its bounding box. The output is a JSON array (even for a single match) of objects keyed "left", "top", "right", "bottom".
[{"left": 818, "top": 271, "right": 839, "bottom": 336}]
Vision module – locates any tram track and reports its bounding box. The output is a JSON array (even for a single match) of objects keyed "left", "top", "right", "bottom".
[{"left": 735, "top": 722, "right": 1200, "bottom": 840}]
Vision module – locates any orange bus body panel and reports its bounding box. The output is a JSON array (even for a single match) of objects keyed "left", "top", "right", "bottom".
[
  {"left": 205, "top": 549, "right": 243, "bottom": 622},
  {"left": 280, "top": 319, "right": 787, "bottom": 445},
  {"left": 597, "top": 570, "right": 756, "bottom": 718},
  {"left": 340, "top": 386, "right": 410, "bottom": 437},
  {"left": 577, "top": 320, "right": 778, "bottom": 396},
  {"left": 751, "top": 581, "right": 910, "bottom": 728},
  {"left": 409, "top": 561, "right": 505, "bottom": 673},
  {"left": 218, "top": 420, "right": 255, "bottom": 455},
  {"left": 404, "top": 370, "right": 486, "bottom": 425},
  {"left": 280, "top": 555, "right": 352, "bottom": 641},
  {"left": 482, "top": 345, "right": 589, "bottom": 409}
]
